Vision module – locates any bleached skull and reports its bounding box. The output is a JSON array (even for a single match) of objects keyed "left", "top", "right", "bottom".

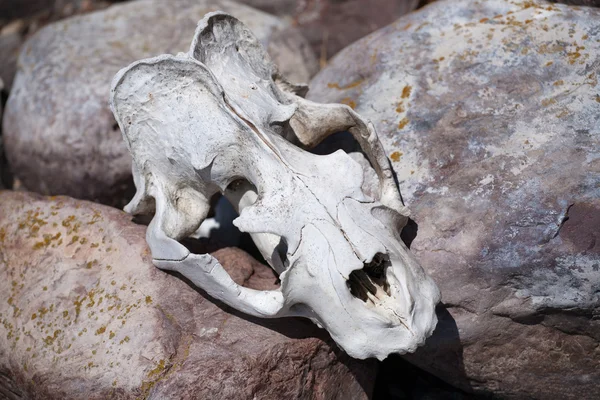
[{"left": 110, "top": 12, "right": 440, "bottom": 360}]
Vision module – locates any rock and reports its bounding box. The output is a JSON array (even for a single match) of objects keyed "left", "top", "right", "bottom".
[
  {"left": 2, "top": 0, "right": 318, "bottom": 206},
  {"left": 239, "top": 0, "right": 419, "bottom": 63},
  {"left": 0, "top": 190, "right": 375, "bottom": 399},
  {"left": 0, "top": 1, "right": 117, "bottom": 91},
  {"left": 308, "top": 0, "right": 600, "bottom": 398}
]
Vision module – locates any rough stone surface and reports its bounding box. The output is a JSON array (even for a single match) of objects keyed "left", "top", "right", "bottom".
[
  {"left": 308, "top": 0, "right": 600, "bottom": 398},
  {"left": 238, "top": 0, "right": 418, "bottom": 63},
  {"left": 0, "top": 0, "right": 116, "bottom": 91},
  {"left": 2, "top": 0, "right": 318, "bottom": 205},
  {"left": 0, "top": 190, "right": 375, "bottom": 399}
]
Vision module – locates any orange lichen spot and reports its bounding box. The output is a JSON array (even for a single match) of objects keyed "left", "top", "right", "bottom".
[
  {"left": 545, "top": 61, "right": 553, "bottom": 66},
  {"left": 396, "top": 103, "right": 405, "bottom": 113},
  {"left": 595, "top": 95, "right": 600, "bottom": 103},
  {"left": 327, "top": 79, "right": 364, "bottom": 90},
  {"left": 541, "top": 98, "right": 557, "bottom": 107},
  {"left": 479, "top": 18, "right": 489, "bottom": 23},
  {"left": 402, "top": 23, "right": 412, "bottom": 31},
  {"left": 390, "top": 151, "right": 403, "bottom": 162},
  {"left": 96, "top": 326, "right": 106, "bottom": 335},
  {"left": 145, "top": 296, "right": 153, "bottom": 305},
  {"left": 553, "top": 80, "right": 564, "bottom": 86},
  {"left": 340, "top": 97, "right": 357, "bottom": 109},
  {"left": 493, "top": 14, "right": 503, "bottom": 19},
  {"left": 398, "top": 118, "right": 410, "bottom": 129},
  {"left": 524, "top": 140, "right": 530, "bottom": 145},
  {"left": 31, "top": 313, "right": 37, "bottom": 320},
  {"left": 401, "top": 85, "right": 412, "bottom": 99},
  {"left": 582, "top": 34, "right": 589, "bottom": 40},
  {"left": 567, "top": 51, "right": 581, "bottom": 64}
]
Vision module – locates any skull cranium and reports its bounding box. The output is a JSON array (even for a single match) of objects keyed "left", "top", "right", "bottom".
[{"left": 110, "top": 12, "right": 440, "bottom": 360}]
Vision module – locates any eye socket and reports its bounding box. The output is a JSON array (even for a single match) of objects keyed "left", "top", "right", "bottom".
[{"left": 346, "top": 253, "right": 391, "bottom": 303}]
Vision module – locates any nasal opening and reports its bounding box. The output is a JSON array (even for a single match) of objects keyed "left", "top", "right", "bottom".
[{"left": 346, "top": 253, "right": 391, "bottom": 303}]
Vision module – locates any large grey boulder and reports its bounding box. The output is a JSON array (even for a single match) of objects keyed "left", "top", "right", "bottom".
[
  {"left": 237, "top": 0, "right": 419, "bottom": 63},
  {"left": 2, "top": 0, "right": 317, "bottom": 205},
  {"left": 0, "top": 190, "right": 375, "bottom": 399},
  {"left": 309, "top": 0, "right": 600, "bottom": 398}
]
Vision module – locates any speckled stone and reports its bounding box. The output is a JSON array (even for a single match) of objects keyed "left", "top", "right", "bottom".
[
  {"left": 2, "top": 0, "right": 317, "bottom": 205},
  {"left": 309, "top": 0, "right": 600, "bottom": 398},
  {"left": 0, "top": 191, "right": 375, "bottom": 400}
]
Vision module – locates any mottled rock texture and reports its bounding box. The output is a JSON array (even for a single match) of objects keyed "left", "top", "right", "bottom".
[
  {"left": 309, "top": 0, "right": 600, "bottom": 398},
  {"left": 0, "top": 191, "right": 375, "bottom": 399},
  {"left": 238, "top": 0, "right": 418, "bottom": 63},
  {"left": 2, "top": 0, "right": 317, "bottom": 205},
  {"left": 0, "top": 0, "right": 116, "bottom": 91}
]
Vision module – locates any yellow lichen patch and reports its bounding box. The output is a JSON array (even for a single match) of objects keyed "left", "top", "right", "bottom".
[
  {"left": 553, "top": 80, "right": 564, "bottom": 86},
  {"left": 43, "top": 329, "right": 62, "bottom": 346},
  {"left": 119, "top": 336, "right": 130, "bottom": 345},
  {"left": 396, "top": 103, "right": 405, "bottom": 113},
  {"left": 340, "top": 97, "right": 357, "bottom": 109},
  {"left": 87, "top": 211, "right": 102, "bottom": 225},
  {"left": 33, "top": 232, "right": 61, "bottom": 250},
  {"left": 398, "top": 118, "right": 410, "bottom": 129},
  {"left": 147, "top": 359, "right": 166, "bottom": 378},
  {"left": 556, "top": 110, "right": 569, "bottom": 118},
  {"left": 109, "top": 331, "right": 115, "bottom": 339},
  {"left": 327, "top": 79, "right": 364, "bottom": 90},
  {"left": 145, "top": 296, "right": 153, "bottom": 305},
  {"left": 390, "top": 151, "right": 403, "bottom": 162},
  {"left": 538, "top": 43, "right": 565, "bottom": 55},
  {"left": 95, "top": 326, "right": 106, "bottom": 335},
  {"left": 541, "top": 98, "right": 557, "bottom": 107},
  {"left": 595, "top": 95, "right": 600, "bottom": 103}
]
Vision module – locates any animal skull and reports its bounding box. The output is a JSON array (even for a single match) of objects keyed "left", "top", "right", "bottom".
[{"left": 110, "top": 12, "right": 440, "bottom": 360}]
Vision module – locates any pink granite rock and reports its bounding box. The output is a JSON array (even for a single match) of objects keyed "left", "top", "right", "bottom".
[{"left": 0, "top": 191, "right": 375, "bottom": 399}]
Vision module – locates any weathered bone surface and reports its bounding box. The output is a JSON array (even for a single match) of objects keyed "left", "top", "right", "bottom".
[{"left": 110, "top": 12, "right": 440, "bottom": 360}]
